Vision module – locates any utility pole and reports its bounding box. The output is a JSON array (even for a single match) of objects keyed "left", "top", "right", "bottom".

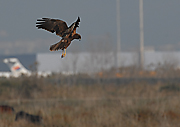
[
  {"left": 139, "top": 0, "right": 144, "bottom": 69},
  {"left": 116, "top": 0, "right": 121, "bottom": 69}
]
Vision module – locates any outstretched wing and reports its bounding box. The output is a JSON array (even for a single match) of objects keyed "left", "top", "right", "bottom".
[
  {"left": 63, "top": 17, "right": 80, "bottom": 37},
  {"left": 36, "top": 18, "right": 68, "bottom": 37}
]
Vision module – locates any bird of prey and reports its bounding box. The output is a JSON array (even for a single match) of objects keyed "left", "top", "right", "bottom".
[{"left": 36, "top": 17, "right": 81, "bottom": 58}]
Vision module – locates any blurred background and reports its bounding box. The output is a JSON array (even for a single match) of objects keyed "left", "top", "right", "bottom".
[
  {"left": 0, "top": 0, "right": 180, "bottom": 74},
  {"left": 1, "top": 1, "right": 180, "bottom": 127}
]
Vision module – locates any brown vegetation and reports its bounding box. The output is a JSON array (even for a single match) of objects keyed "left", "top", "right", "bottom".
[{"left": 1, "top": 65, "right": 180, "bottom": 127}]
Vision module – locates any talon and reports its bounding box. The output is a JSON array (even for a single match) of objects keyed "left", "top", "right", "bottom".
[
  {"left": 61, "top": 49, "right": 66, "bottom": 58},
  {"left": 63, "top": 49, "right": 66, "bottom": 57},
  {"left": 61, "top": 50, "right": 65, "bottom": 58}
]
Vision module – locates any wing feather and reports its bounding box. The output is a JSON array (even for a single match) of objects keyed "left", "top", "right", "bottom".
[
  {"left": 63, "top": 17, "right": 80, "bottom": 37},
  {"left": 36, "top": 18, "right": 68, "bottom": 37}
]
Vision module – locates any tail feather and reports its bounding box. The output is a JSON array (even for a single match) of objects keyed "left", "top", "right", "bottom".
[{"left": 50, "top": 42, "right": 61, "bottom": 51}]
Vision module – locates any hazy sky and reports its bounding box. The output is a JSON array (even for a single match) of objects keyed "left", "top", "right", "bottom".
[{"left": 0, "top": 0, "right": 180, "bottom": 55}]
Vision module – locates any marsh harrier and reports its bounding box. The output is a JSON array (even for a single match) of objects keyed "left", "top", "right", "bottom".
[{"left": 36, "top": 17, "right": 81, "bottom": 58}]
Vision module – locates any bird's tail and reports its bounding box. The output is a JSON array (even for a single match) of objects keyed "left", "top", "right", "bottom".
[{"left": 50, "top": 42, "right": 61, "bottom": 51}]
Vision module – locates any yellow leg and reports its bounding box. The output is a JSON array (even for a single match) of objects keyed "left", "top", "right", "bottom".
[
  {"left": 61, "top": 49, "right": 66, "bottom": 58},
  {"left": 61, "top": 50, "right": 65, "bottom": 58},
  {"left": 64, "top": 49, "right": 66, "bottom": 57}
]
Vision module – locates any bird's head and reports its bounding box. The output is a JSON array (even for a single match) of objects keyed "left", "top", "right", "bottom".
[{"left": 73, "top": 34, "right": 81, "bottom": 41}]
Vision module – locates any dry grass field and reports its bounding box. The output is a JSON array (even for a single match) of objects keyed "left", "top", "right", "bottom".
[{"left": 0, "top": 67, "right": 180, "bottom": 127}]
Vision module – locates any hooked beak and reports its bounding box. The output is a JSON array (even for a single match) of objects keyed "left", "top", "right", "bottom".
[{"left": 79, "top": 38, "right": 81, "bottom": 41}]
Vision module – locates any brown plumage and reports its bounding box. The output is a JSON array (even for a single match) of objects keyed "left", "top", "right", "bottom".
[{"left": 36, "top": 17, "right": 81, "bottom": 58}]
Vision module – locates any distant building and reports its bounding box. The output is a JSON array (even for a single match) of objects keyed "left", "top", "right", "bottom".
[
  {"left": 37, "top": 51, "right": 180, "bottom": 74},
  {"left": 1, "top": 52, "right": 180, "bottom": 74}
]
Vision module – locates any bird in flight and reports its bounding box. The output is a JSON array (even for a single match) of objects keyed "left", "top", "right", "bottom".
[{"left": 36, "top": 17, "right": 81, "bottom": 58}]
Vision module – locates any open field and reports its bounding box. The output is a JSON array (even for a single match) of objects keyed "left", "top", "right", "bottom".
[{"left": 0, "top": 71, "right": 180, "bottom": 127}]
